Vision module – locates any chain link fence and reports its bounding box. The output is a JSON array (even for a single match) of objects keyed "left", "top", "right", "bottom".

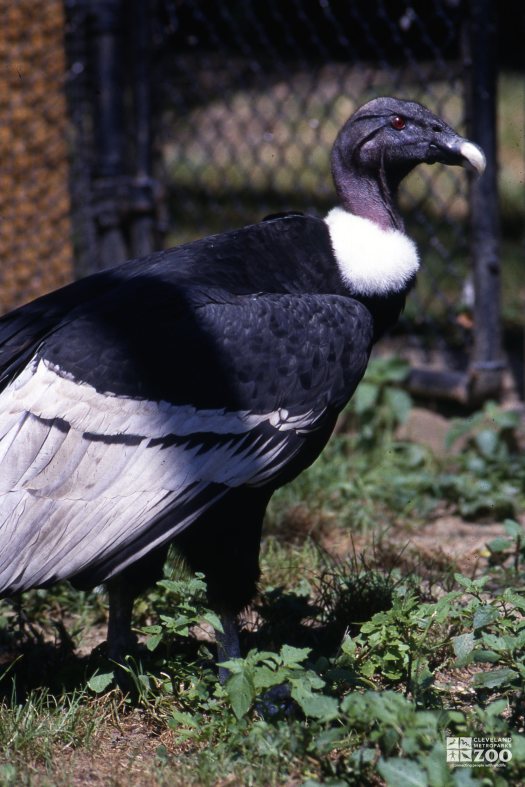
[
  {"left": 155, "top": 2, "right": 473, "bottom": 342},
  {"left": 1, "top": 1, "right": 523, "bottom": 401}
]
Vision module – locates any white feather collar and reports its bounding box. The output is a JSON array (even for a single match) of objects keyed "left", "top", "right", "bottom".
[{"left": 324, "top": 207, "right": 420, "bottom": 296}]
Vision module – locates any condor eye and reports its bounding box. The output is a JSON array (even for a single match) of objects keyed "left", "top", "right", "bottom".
[{"left": 391, "top": 115, "right": 406, "bottom": 130}]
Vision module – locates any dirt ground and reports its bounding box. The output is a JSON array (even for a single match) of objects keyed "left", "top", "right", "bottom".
[
  {"left": 325, "top": 404, "right": 523, "bottom": 572},
  {"left": 57, "top": 717, "right": 175, "bottom": 787},
  {"left": 393, "top": 406, "right": 523, "bottom": 573}
]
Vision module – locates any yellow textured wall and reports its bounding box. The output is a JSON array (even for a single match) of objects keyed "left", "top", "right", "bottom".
[{"left": 0, "top": 0, "right": 73, "bottom": 314}]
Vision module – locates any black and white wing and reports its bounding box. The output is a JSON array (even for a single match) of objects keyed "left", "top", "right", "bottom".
[{"left": 0, "top": 285, "right": 373, "bottom": 594}]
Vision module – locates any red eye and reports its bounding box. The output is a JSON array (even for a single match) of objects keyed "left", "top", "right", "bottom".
[{"left": 391, "top": 115, "right": 406, "bottom": 130}]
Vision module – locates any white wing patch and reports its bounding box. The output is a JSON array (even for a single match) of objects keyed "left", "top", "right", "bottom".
[
  {"left": 325, "top": 207, "right": 420, "bottom": 296},
  {"left": 0, "top": 357, "right": 321, "bottom": 594},
  {"left": 9, "top": 358, "right": 314, "bottom": 435}
]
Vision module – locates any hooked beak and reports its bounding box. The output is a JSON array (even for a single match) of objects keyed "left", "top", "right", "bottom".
[{"left": 428, "top": 134, "right": 486, "bottom": 177}]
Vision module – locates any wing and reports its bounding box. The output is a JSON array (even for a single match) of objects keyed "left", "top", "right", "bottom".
[
  {"left": 0, "top": 270, "right": 126, "bottom": 390},
  {"left": 0, "top": 289, "right": 373, "bottom": 594},
  {"left": 0, "top": 213, "right": 340, "bottom": 394}
]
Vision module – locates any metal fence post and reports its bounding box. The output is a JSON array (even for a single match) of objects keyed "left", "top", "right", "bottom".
[
  {"left": 129, "top": 0, "right": 158, "bottom": 258},
  {"left": 466, "top": 0, "right": 504, "bottom": 400},
  {"left": 90, "top": 0, "right": 128, "bottom": 269}
]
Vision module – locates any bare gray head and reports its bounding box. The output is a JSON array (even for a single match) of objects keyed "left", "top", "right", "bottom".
[{"left": 331, "top": 96, "right": 485, "bottom": 230}]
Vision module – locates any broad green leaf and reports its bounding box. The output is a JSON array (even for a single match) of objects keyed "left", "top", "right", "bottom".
[
  {"left": 510, "top": 734, "right": 525, "bottom": 763},
  {"left": 402, "top": 443, "right": 428, "bottom": 468},
  {"left": 341, "top": 636, "right": 357, "bottom": 656},
  {"left": 87, "top": 672, "right": 114, "bottom": 693},
  {"left": 347, "top": 746, "right": 376, "bottom": 766},
  {"left": 451, "top": 769, "right": 484, "bottom": 785},
  {"left": 446, "top": 710, "right": 467, "bottom": 726},
  {"left": 368, "top": 356, "right": 409, "bottom": 383},
  {"left": 472, "top": 667, "right": 518, "bottom": 689},
  {"left": 490, "top": 407, "right": 520, "bottom": 429},
  {"left": 298, "top": 670, "right": 325, "bottom": 691},
  {"left": 141, "top": 624, "right": 162, "bottom": 634},
  {"left": 290, "top": 683, "right": 339, "bottom": 720},
  {"left": 302, "top": 781, "right": 339, "bottom": 787},
  {"left": 487, "top": 537, "right": 513, "bottom": 553},
  {"left": 475, "top": 429, "right": 499, "bottom": 458},
  {"left": 473, "top": 605, "right": 499, "bottom": 630},
  {"left": 377, "top": 757, "right": 427, "bottom": 787},
  {"left": 472, "top": 649, "right": 500, "bottom": 664},
  {"left": 445, "top": 418, "right": 477, "bottom": 450},
  {"left": 454, "top": 573, "right": 475, "bottom": 590},
  {"left": 217, "top": 659, "right": 242, "bottom": 675},
  {"left": 146, "top": 632, "right": 163, "bottom": 652},
  {"left": 0, "top": 765, "right": 17, "bottom": 785},
  {"left": 252, "top": 665, "right": 283, "bottom": 690},
  {"left": 360, "top": 660, "right": 378, "bottom": 678},
  {"left": 225, "top": 671, "right": 255, "bottom": 719},
  {"left": 201, "top": 611, "right": 223, "bottom": 633},
  {"left": 482, "top": 633, "right": 507, "bottom": 651},
  {"left": 384, "top": 387, "right": 412, "bottom": 424},
  {"left": 279, "top": 644, "right": 311, "bottom": 666},
  {"left": 138, "top": 673, "right": 152, "bottom": 690},
  {"left": 352, "top": 381, "right": 379, "bottom": 414},
  {"left": 454, "top": 573, "right": 489, "bottom": 591},
  {"left": 157, "top": 579, "right": 179, "bottom": 592},
  {"left": 168, "top": 709, "right": 199, "bottom": 729},
  {"left": 312, "top": 728, "right": 346, "bottom": 755},
  {"left": 484, "top": 698, "right": 509, "bottom": 717},
  {"left": 452, "top": 632, "right": 475, "bottom": 660},
  {"left": 503, "top": 518, "right": 523, "bottom": 538},
  {"left": 502, "top": 591, "right": 525, "bottom": 611},
  {"left": 425, "top": 743, "right": 450, "bottom": 787},
  {"left": 246, "top": 649, "right": 280, "bottom": 666}
]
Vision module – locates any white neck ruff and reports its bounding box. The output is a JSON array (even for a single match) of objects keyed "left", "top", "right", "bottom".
[{"left": 324, "top": 207, "right": 420, "bottom": 297}]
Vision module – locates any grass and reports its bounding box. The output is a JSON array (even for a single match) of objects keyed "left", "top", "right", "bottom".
[
  {"left": 0, "top": 365, "right": 524, "bottom": 785},
  {"left": 0, "top": 687, "right": 109, "bottom": 785}
]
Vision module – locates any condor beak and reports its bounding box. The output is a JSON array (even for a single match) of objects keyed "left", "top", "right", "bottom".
[
  {"left": 428, "top": 134, "right": 486, "bottom": 177},
  {"left": 456, "top": 139, "right": 486, "bottom": 176}
]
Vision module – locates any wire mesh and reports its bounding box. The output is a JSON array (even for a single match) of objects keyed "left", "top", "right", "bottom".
[
  {"left": 152, "top": 0, "right": 475, "bottom": 355},
  {"left": 2, "top": 1, "right": 520, "bottom": 396}
]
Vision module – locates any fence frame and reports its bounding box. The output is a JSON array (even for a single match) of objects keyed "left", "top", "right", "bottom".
[{"left": 407, "top": 0, "right": 503, "bottom": 404}]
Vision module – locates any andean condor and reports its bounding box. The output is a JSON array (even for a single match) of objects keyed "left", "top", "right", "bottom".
[{"left": 0, "top": 98, "right": 485, "bottom": 679}]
